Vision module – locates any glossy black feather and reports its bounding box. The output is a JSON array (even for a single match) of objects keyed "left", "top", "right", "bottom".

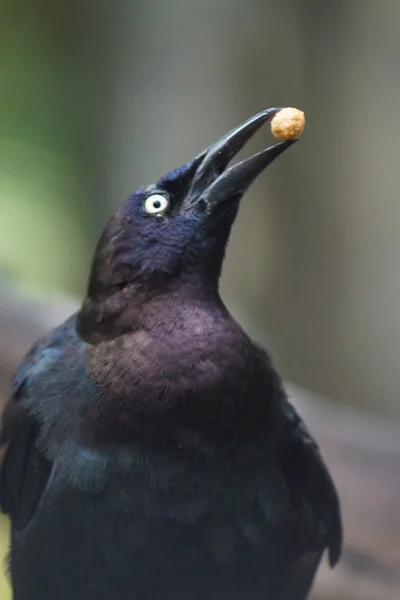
[
  {"left": 282, "top": 401, "right": 342, "bottom": 567},
  {"left": 0, "top": 415, "right": 51, "bottom": 531}
]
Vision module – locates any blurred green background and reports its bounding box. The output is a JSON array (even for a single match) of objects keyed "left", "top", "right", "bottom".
[{"left": 2, "top": 1, "right": 400, "bottom": 597}]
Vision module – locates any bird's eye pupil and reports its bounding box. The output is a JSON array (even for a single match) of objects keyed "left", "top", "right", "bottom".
[{"left": 153, "top": 200, "right": 161, "bottom": 209}]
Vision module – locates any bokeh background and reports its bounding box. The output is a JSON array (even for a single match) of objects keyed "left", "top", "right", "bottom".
[{"left": 1, "top": 1, "right": 400, "bottom": 598}]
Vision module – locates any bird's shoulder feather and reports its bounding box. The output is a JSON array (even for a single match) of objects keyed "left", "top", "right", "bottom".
[{"left": 0, "top": 314, "right": 82, "bottom": 528}]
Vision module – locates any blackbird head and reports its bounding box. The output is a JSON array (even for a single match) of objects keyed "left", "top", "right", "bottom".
[{"left": 78, "top": 108, "right": 297, "bottom": 341}]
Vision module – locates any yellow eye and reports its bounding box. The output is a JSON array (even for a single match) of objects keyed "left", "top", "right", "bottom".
[{"left": 144, "top": 193, "right": 169, "bottom": 215}]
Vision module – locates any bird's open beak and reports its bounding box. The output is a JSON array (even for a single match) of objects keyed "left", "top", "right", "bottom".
[{"left": 185, "top": 108, "right": 297, "bottom": 211}]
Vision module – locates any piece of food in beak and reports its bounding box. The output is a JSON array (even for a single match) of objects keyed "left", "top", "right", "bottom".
[{"left": 271, "top": 107, "right": 305, "bottom": 141}]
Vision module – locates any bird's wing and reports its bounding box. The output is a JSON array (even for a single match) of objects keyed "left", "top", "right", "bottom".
[
  {"left": 0, "top": 315, "right": 78, "bottom": 530},
  {"left": 282, "top": 399, "right": 343, "bottom": 567}
]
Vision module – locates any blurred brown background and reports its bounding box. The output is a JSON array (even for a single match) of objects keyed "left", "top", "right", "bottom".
[{"left": 1, "top": 1, "right": 400, "bottom": 598}]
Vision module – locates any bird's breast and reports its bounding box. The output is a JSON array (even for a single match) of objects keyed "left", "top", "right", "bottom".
[
  {"left": 85, "top": 314, "right": 265, "bottom": 400},
  {"left": 82, "top": 309, "right": 283, "bottom": 446}
]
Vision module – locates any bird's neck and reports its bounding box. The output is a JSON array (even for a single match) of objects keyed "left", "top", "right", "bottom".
[{"left": 77, "top": 274, "right": 222, "bottom": 344}]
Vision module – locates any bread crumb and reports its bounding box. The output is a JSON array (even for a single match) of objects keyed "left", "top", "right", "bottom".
[{"left": 271, "top": 108, "right": 305, "bottom": 141}]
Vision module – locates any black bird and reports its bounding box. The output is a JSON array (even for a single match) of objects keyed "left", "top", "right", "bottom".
[{"left": 1, "top": 108, "right": 341, "bottom": 600}]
